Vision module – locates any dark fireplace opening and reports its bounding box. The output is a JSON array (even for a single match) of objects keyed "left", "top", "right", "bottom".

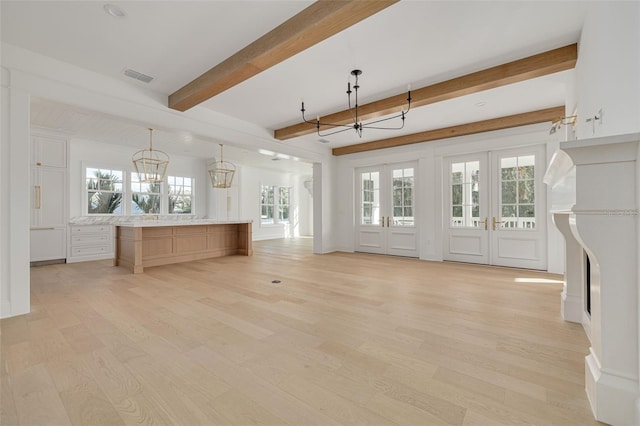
[{"left": 585, "top": 252, "right": 591, "bottom": 316}]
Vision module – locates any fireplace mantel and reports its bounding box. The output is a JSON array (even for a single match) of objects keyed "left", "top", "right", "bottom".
[{"left": 559, "top": 132, "right": 639, "bottom": 425}]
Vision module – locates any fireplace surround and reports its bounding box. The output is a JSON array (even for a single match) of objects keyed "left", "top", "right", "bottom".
[{"left": 552, "top": 132, "right": 639, "bottom": 425}]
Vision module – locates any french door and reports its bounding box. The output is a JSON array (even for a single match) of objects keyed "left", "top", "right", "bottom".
[
  {"left": 443, "top": 146, "right": 547, "bottom": 270},
  {"left": 355, "top": 162, "right": 418, "bottom": 257}
]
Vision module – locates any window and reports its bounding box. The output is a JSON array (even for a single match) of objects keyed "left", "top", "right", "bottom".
[
  {"left": 85, "top": 167, "right": 196, "bottom": 216},
  {"left": 392, "top": 168, "right": 414, "bottom": 226},
  {"left": 260, "top": 185, "right": 275, "bottom": 224},
  {"left": 86, "top": 167, "right": 123, "bottom": 214},
  {"left": 450, "top": 161, "right": 480, "bottom": 227},
  {"left": 500, "top": 155, "right": 535, "bottom": 229},
  {"left": 131, "top": 172, "right": 161, "bottom": 215},
  {"left": 361, "top": 171, "right": 380, "bottom": 225},
  {"left": 168, "top": 176, "right": 193, "bottom": 214},
  {"left": 260, "top": 185, "right": 291, "bottom": 225},
  {"left": 278, "top": 187, "right": 290, "bottom": 221}
]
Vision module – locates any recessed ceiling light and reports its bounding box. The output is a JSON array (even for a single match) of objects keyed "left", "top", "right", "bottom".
[
  {"left": 104, "top": 4, "right": 126, "bottom": 18},
  {"left": 475, "top": 101, "right": 487, "bottom": 107}
]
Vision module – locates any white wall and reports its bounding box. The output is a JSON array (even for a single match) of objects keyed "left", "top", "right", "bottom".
[
  {"left": 575, "top": 2, "right": 640, "bottom": 140},
  {"left": 334, "top": 123, "right": 563, "bottom": 269},
  {"left": 1, "top": 68, "right": 30, "bottom": 318},
  {"left": 1, "top": 70, "right": 9, "bottom": 316},
  {"left": 240, "top": 165, "right": 303, "bottom": 241},
  {"left": 297, "top": 175, "right": 313, "bottom": 236},
  {"left": 69, "top": 138, "right": 208, "bottom": 218}
]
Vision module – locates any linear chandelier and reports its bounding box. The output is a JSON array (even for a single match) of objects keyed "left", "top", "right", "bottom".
[
  {"left": 132, "top": 128, "right": 169, "bottom": 183},
  {"left": 301, "top": 69, "right": 411, "bottom": 138}
]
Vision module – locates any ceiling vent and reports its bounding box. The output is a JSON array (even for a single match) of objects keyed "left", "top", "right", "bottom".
[{"left": 123, "top": 68, "right": 154, "bottom": 84}]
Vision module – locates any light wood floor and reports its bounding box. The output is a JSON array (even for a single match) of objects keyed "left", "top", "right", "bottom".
[{"left": 1, "top": 238, "right": 599, "bottom": 425}]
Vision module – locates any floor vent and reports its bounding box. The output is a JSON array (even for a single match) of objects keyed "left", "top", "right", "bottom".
[{"left": 123, "top": 68, "right": 154, "bottom": 83}]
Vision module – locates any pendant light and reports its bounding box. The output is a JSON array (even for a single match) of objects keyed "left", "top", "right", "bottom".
[
  {"left": 132, "top": 128, "right": 170, "bottom": 183},
  {"left": 208, "top": 144, "right": 236, "bottom": 188}
]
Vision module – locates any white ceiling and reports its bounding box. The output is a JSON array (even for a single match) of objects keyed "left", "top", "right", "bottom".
[
  {"left": 30, "top": 97, "right": 313, "bottom": 174},
  {"left": 2, "top": 1, "right": 588, "bottom": 164}
]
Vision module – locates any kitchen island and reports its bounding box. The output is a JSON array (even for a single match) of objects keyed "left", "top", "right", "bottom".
[{"left": 114, "top": 220, "right": 252, "bottom": 273}]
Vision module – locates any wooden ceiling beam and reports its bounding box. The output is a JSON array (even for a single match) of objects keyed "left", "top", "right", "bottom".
[
  {"left": 275, "top": 44, "right": 577, "bottom": 140},
  {"left": 168, "top": 0, "right": 399, "bottom": 112},
  {"left": 332, "top": 105, "right": 564, "bottom": 156}
]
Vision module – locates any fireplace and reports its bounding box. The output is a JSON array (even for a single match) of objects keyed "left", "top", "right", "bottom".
[
  {"left": 585, "top": 252, "right": 591, "bottom": 316},
  {"left": 551, "top": 132, "right": 640, "bottom": 425}
]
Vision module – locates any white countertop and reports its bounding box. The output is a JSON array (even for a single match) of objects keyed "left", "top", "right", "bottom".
[{"left": 114, "top": 220, "right": 252, "bottom": 228}]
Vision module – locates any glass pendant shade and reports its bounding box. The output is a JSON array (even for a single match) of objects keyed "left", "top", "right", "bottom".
[
  {"left": 208, "top": 144, "right": 236, "bottom": 188},
  {"left": 132, "top": 128, "right": 169, "bottom": 183}
]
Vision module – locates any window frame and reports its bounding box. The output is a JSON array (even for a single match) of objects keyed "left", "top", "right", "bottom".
[
  {"left": 130, "top": 172, "right": 162, "bottom": 215},
  {"left": 260, "top": 184, "right": 292, "bottom": 226},
  {"left": 260, "top": 184, "right": 276, "bottom": 225},
  {"left": 167, "top": 175, "right": 194, "bottom": 215},
  {"left": 84, "top": 165, "right": 125, "bottom": 216},
  {"left": 83, "top": 164, "right": 196, "bottom": 217},
  {"left": 278, "top": 186, "right": 291, "bottom": 222}
]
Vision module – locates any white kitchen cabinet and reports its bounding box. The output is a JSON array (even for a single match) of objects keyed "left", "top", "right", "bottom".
[
  {"left": 31, "top": 167, "right": 66, "bottom": 228},
  {"left": 67, "top": 225, "right": 114, "bottom": 263},
  {"left": 30, "top": 131, "right": 68, "bottom": 263},
  {"left": 31, "top": 135, "right": 67, "bottom": 168}
]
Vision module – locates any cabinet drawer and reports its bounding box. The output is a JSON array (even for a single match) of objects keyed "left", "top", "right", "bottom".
[
  {"left": 71, "top": 234, "right": 111, "bottom": 245},
  {"left": 71, "top": 225, "right": 112, "bottom": 234},
  {"left": 70, "top": 245, "right": 112, "bottom": 257}
]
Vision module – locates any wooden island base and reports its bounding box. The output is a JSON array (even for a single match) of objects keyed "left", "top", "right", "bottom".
[{"left": 114, "top": 222, "right": 252, "bottom": 273}]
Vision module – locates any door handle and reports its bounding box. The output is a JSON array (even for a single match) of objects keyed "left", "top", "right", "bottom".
[
  {"left": 35, "top": 185, "right": 41, "bottom": 209},
  {"left": 387, "top": 216, "right": 390, "bottom": 227},
  {"left": 381, "top": 216, "right": 385, "bottom": 227},
  {"left": 477, "top": 217, "right": 488, "bottom": 230},
  {"left": 492, "top": 217, "right": 506, "bottom": 230}
]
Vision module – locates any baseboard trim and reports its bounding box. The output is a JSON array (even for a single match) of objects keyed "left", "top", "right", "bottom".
[
  {"left": 30, "top": 258, "right": 66, "bottom": 267},
  {"left": 66, "top": 254, "right": 114, "bottom": 263},
  {"left": 561, "top": 292, "right": 583, "bottom": 323},
  {"left": 585, "top": 351, "right": 639, "bottom": 425},
  {"left": 0, "top": 302, "right": 11, "bottom": 319}
]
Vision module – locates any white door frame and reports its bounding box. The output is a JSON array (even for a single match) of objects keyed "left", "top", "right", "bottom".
[
  {"left": 490, "top": 145, "right": 547, "bottom": 269},
  {"left": 442, "top": 153, "right": 489, "bottom": 264},
  {"left": 442, "top": 145, "right": 547, "bottom": 270},
  {"left": 355, "top": 162, "right": 419, "bottom": 257}
]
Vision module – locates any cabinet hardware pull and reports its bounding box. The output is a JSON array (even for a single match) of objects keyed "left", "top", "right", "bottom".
[
  {"left": 35, "top": 185, "right": 41, "bottom": 209},
  {"left": 30, "top": 227, "right": 55, "bottom": 230}
]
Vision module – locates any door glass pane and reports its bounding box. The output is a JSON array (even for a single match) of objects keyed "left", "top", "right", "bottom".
[
  {"left": 450, "top": 161, "right": 480, "bottom": 228},
  {"left": 361, "top": 171, "right": 380, "bottom": 225},
  {"left": 500, "top": 155, "right": 535, "bottom": 229},
  {"left": 391, "top": 168, "right": 414, "bottom": 226}
]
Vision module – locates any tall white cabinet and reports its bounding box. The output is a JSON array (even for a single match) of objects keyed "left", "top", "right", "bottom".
[{"left": 30, "top": 131, "right": 68, "bottom": 263}]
